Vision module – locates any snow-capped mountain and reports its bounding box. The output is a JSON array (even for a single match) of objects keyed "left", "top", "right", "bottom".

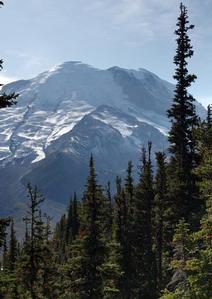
[{"left": 0, "top": 61, "right": 206, "bottom": 223}]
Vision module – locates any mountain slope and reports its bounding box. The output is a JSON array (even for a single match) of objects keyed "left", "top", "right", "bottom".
[{"left": 0, "top": 61, "right": 206, "bottom": 224}]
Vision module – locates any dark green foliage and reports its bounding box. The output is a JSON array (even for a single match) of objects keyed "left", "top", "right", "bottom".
[
  {"left": 102, "top": 241, "right": 123, "bottom": 299},
  {"left": 8, "top": 219, "right": 18, "bottom": 272},
  {"left": 0, "top": 218, "right": 10, "bottom": 248},
  {"left": 154, "top": 152, "right": 172, "bottom": 292},
  {"left": 160, "top": 108, "right": 212, "bottom": 299},
  {"left": 161, "top": 214, "right": 212, "bottom": 299},
  {"left": 134, "top": 144, "right": 157, "bottom": 298},
  {"left": 16, "top": 184, "right": 57, "bottom": 298},
  {"left": 0, "top": 223, "right": 18, "bottom": 298},
  {"left": 125, "top": 161, "right": 134, "bottom": 203},
  {"left": 0, "top": 129, "right": 211, "bottom": 298},
  {"left": 0, "top": 60, "right": 18, "bottom": 110},
  {"left": 104, "top": 182, "right": 113, "bottom": 240},
  {"left": 113, "top": 178, "right": 129, "bottom": 298},
  {"left": 123, "top": 161, "right": 136, "bottom": 299},
  {"left": 167, "top": 3, "right": 199, "bottom": 223},
  {"left": 54, "top": 213, "right": 67, "bottom": 263},
  {"left": 114, "top": 177, "right": 127, "bottom": 246},
  {"left": 2, "top": 236, "right": 8, "bottom": 270},
  {"left": 207, "top": 104, "right": 212, "bottom": 128},
  {"left": 65, "top": 193, "right": 79, "bottom": 244},
  {"left": 54, "top": 194, "right": 80, "bottom": 264},
  {"left": 112, "top": 162, "right": 136, "bottom": 298},
  {"left": 61, "top": 156, "right": 108, "bottom": 298}
]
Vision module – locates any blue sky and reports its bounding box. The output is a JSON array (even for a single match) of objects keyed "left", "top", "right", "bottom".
[{"left": 0, "top": 0, "right": 211, "bottom": 107}]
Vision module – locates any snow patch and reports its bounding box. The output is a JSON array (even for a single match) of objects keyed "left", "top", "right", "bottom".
[{"left": 31, "top": 149, "right": 46, "bottom": 164}]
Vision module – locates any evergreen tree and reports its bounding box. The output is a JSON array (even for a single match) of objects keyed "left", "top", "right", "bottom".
[
  {"left": 113, "top": 177, "right": 129, "bottom": 298},
  {"left": 2, "top": 236, "right": 8, "bottom": 271},
  {"left": 102, "top": 241, "right": 122, "bottom": 299},
  {"left": 167, "top": 3, "right": 199, "bottom": 223},
  {"left": 168, "top": 220, "right": 193, "bottom": 296},
  {"left": 187, "top": 114, "right": 212, "bottom": 298},
  {"left": 71, "top": 193, "right": 79, "bottom": 239},
  {"left": 124, "top": 160, "right": 135, "bottom": 269},
  {"left": 113, "top": 177, "right": 125, "bottom": 244},
  {"left": 160, "top": 217, "right": 212, "bottom": 299},
  {"left": 40, "top": 215, "right": 58, "bottom": 299},
  {"left": 61, "top": 156, "right": 108, "bottom": 298},
  {"left": 54, "top": 214, "right": 67, "bottom": 264},
  {"left": 65, "top": 193, "right": 79, "bottom": 244},
  {"left": 8, "top": 219, "right": 18, "bottom": 272},
  {"left": 0, "top": 229, "right": 18, "bottom": 299},
  {"left": 160, "top": 220, "right": 194, "bottom": 299},
  {"left": 206, "top": 104, "right": 212, "bottom": 128},
  {"left": 154, "top": 152, "right": 171, "bottom": 292},
  {"left": 117, "top": 161, "right": 136, "bottom": 299},
  {"left": 196, "top": 111, "right": 212, "bottom": 207},
  {"left": 161, "top": 118, "right": 212, "bottom": 299},
  {"left": 16, "top": 184, "right": 45, "bottom": 299},
  {"left": 105, "top": 182, "right": 113, "bottom": 240},
  {"left": 125, "top": 161, "right": 134, "bottom": 204},
  {"left": 65, "top": 200, "right": 72, "bottom": 245},
  {"left": 134, "top": 144, "right": 157, "bottom": 298},
  {"left": 0, "top": 218, "right": 9, "bottom": 248}
]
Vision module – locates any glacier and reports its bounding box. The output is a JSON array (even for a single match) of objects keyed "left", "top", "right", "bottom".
[{"left": 0, "top": 61, "right": 206, "bottom": 228}]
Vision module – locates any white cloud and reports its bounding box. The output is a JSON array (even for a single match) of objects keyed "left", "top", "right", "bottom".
[
  {"left": 84, "top": 0, "right": 180, "bottom": 41},
  {"left": 198, "top": 97, "right": 212, "bottom": 108},
  {"left": 0, "top": 74, "right": 17, "bottom": 85},
  {"left": 5, "top": 50, "right": 49, "bottom": 79}
]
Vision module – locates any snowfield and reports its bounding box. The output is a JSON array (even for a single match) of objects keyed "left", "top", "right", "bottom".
[{"left": 0, "top": 61, "right": 206, "bottom": 219}]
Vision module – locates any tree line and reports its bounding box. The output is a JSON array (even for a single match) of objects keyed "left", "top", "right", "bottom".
[{"left": 0, "top": 2, "right": 211, "bottom": 299}]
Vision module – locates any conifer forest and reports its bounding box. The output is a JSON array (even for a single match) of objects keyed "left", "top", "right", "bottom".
[{"left": 0, "top": 2, "right": 211, "bottom": 299}]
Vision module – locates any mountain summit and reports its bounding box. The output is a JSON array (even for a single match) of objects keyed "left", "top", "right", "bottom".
[{"left": 0, "top": 61, "right": 206, "bottom": 222}]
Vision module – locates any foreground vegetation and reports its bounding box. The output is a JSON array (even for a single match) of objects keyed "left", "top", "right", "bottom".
[{"left": 0, "top": 2, "right": 211, "bottom": 299}]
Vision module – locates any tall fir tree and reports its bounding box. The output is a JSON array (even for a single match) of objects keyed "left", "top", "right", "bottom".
[
  {"left": 102, "top": 180, "right": 123, "bottom": 299},
  {"left": 8, "top": 219, "right": 18, "bottom": 272},
  {"left": 71, "top": 193, "right": 80, "bottom": 239},
  {"left": 61, "top": 156, "right": 108, "bottom": 299},
  {"left": 111, "top": 162, "right": 136, "bottom": 299},
  {"left": 161, "top": 111, "right": 212, "bottom": 299},
  {"left": 65, "top": 193, "right": 79, "bottom": 245},
  {"left": 123, "top": 161, "right": 136, "bottom": 299},
  {"left": 0, "top": 218, "right": 9, "bottom": 248},
  {"left": 65, "top": 199, "right": 73, "bottom": 245},
  {"left": 154, "top": 152, "right": 171, "bottom": 292},
  {"left": 39, "top": 215, "right": 58, "bottom": 299},
  {"left": 54, "top": 214, "right": 67, "bottom": 263},
  {"left": 105, "top": 182, "right": 113, "bottom": 240},
  {"left": 113, "top": 177, "right": 129, "bottom": 298},
  {"left": 0, "top": 229, "right": 18, "bottom": 299},
  {"left": 167, "top": 3, "right": 199, "bottom": 224},
  {"left": 206, "top": 104, "right": 212, "bottom": 128},
  {"left": 161, "top": 220, "right": 194, "bottom": 299},
  {"left": 16, "top": 184, "right": 45, "bottom": 299},
  {"left": 134, "top": 144, "right": 157, "bottom": 299},
  {"left": 2, "top": 236, "right": 8, "bottom": 271}
]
